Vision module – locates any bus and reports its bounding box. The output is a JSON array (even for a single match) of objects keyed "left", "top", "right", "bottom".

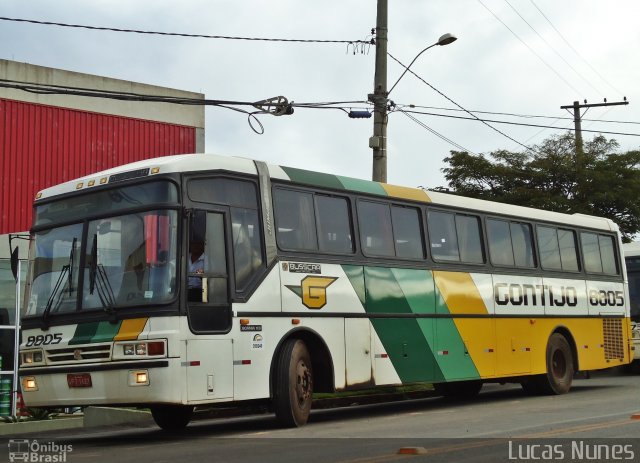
[
  {"left": 16, "top": 154, "right": 633, "bottom": 429},
  {"left": 622, "top": 242, "right": 640, "bottom": 369}
]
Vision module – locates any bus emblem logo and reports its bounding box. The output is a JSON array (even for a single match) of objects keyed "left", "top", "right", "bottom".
[
  {"left": 73, "top": 349, "right": 83, "bottom": 361},
  {"left": 286, "top": 276, "right": 337, "bottom": 309}
]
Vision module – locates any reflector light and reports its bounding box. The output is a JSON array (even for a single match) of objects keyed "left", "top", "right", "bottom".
[
  {"left": 136, "top": 372, "right": 148, "bottom": 384},
  {"left": 147, "top": 341, "right": 165, "bottom": 356},
  {"left": 76, "top": 182, "right": 84, "bottom": 189},
  {"left": 151, "top": 167, "right": 160, "bottom": 174},
  {"left": 240, "top": 319, "right": 250, "bottom": 325},
  {"left": 88, "top": 180, "right": 95, "bottom": 187},
  {"left": 35, "top": 192, "right": 42, "bottom": 199},
  {"left": 291, "top": 319, "right": 300, "bottom": 325},
  {"left": 100, "top": 177, "right": 108, "bottom": 184}
]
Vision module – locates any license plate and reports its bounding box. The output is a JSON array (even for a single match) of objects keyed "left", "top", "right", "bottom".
[{"left": 67, "top": 373, "right": 92, "bottom": 388}]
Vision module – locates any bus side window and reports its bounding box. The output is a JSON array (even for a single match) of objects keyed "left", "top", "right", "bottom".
[{"left": 427, "top": 211, "right": 460, "bottom": 262}]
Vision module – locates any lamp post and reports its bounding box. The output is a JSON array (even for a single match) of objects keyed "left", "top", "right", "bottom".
[{"left": 369, "top": 25, "right": 457, "bottom": 183}]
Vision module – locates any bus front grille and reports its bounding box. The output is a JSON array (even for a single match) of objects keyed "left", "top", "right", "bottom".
[{"left": 46, "top": 344, "right": 112, "bottom": 364}]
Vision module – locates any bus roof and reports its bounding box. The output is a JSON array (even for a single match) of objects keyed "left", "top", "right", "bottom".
[
  {"left": 36, "top": 153, "right": 618, "bottom": 233},
  {"left": 623, "top": 242, "right": 640, "bottom": 257}
]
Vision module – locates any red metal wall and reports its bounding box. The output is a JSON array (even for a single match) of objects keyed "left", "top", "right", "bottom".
[{"left": 0, "top": 98, "right": 197, "bottom": 234}]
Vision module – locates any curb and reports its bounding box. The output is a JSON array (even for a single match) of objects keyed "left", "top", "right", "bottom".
[{"left": 0, "top": 407, "right": 152, "bottom": 436}]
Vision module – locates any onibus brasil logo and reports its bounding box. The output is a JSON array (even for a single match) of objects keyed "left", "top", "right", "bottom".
[
  {"left": 286, "top": 276, "right": 337, "bottom": 309},
  {"left": 8, "top": 439, "right": 72, "bottom": 462}
]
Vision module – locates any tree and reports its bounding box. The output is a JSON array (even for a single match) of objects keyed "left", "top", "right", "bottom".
[{"left": 438, "top": 133, "right": 640, "bottom": 241}]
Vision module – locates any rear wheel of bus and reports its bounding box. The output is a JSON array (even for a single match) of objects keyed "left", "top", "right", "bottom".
[
  {"left": 274, "top": 338, "right": 313, "bottom": 427},
  {"left": 151, "top": 404, "right": 194, "bottom": 431},
  {"left": 522, "top": 332, "right": 574, "bottom": 395}
]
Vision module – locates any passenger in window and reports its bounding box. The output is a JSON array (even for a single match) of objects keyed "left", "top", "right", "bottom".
[{"left": 188, "top": 239, "right": 207, "bottom": 301}]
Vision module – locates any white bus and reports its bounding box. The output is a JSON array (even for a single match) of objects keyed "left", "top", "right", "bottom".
[
  {"left": 17, "top": 154, "right": 633, "bottom": 429},
  {"left": 623, "top": 242, "right": 640, "bottom": 368}
]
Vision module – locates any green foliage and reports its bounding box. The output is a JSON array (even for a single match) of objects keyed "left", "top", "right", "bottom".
[
  {"left": 439, "top": 133, "right": 640, "bottom": 241},
  {"left": 0, "top": 408, "right": 59, "bottom": 422}
]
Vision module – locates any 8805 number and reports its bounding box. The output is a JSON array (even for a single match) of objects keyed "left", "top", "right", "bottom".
[{"left": 24, "top": 333, "right": 63, "bottom": 347}]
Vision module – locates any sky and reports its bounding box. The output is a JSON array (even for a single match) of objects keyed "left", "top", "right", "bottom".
[{"left": 1, "top": 0, "right": 639, "bottom": 189}]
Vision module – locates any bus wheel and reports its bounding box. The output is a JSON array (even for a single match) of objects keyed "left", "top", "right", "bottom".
[
  {"left": 274, "top": 338, "right": 313, "bottom": 427},
  {"left": 434, "top": 380, "right": 482, "bottom": 398},
  {"left": 151, "top": 405, "right": 193, "bottom": 431},
  {"left": 539, "top": 333, "right": 574, "bottom": 395}
]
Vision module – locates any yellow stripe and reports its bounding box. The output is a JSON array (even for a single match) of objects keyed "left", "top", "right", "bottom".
[
  {"left": 113, "top": 318, "right": 148, "bottom": 341},
  {"left": 381, "top": 183, "right": 431, "bottom": 202},
  {"left": 433, "top": 271, "right": 487, "bottom": 314},
  {"left": 433, "top": 271, "right": 496, "bottom": 377}
]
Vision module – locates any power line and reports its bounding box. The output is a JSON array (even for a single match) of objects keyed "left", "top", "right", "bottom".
[
  {"left": 0, "top": 16, "right": 373, "bottom": 47},
  {"left": 502, "top": 0, "right": 604, "bottom": 97},
  {"left": 477, "top": 0, "right": 583, "bottom": 96},
  {"left": 402, "top": 104, "right": 640, "bottom": 125},
  {"left": 398, "top": 109, "right": 477, "bottom": 154},
  {"left": 528, "top": 0, "right": 625, "bottom": 98},
  {"left": 387, "top": 52, "right": 539, "bottom": 154},
  {"left": 400, "top": 109, "right": 640, "bottom": 138}
]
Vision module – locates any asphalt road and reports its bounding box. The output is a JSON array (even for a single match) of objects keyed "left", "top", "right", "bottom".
[{"left": 2, "top": 371, "right": 639, "bottom": 463}]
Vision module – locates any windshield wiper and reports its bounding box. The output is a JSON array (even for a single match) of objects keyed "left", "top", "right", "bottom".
[
  {"left": 42, "top": 238, "right": 76, "bottom": 327},
  {"left": 89, "top": 234, "right": 116, "bottom": 314}
]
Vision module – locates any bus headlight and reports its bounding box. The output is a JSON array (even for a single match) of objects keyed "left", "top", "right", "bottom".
[
  {"left": 21, "top": 350, "right": 44, "bottom": 366},
  {"left": 113, "top": 340, "right": 166, "bottom": 360}
]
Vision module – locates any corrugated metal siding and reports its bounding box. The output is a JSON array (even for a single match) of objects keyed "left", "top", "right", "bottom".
[{"left": 1, "top": 98, "right": 196, "bottom": 234}]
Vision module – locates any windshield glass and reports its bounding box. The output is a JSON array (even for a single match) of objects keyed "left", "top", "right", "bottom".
[
  {"left": 26, "top": 223, "right": 83, "bottom": 316},
  {"left": 26, "top": 210, "right": 178, "bottom": 317},
  {"left": 25, "top": 181, "right": 180, "bottom": 319}
]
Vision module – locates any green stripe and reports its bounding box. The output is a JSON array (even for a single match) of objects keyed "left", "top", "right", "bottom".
[
  {"left": 69, "top": 321, "right": 123, "bottom": 345},
  {"left": 280, "top": 166, "right": 343, "bottom": 190},
  {"left": 363, "top": 266, "right": 443, "bottom": 383},
  {"left": 280, "top": 166, "right": 388, "bottom": 197},
  {"left": 69, "top": 322, "right": 100, "bottom": 345},
  {"left": 93, "top": 320, "right": 123, "bottom": 343},
  {"left": 337, "top": 176, "right": 387, "bottom": 196},
  {"left": 344, "top": 265, "right": 481, "bottom": 383}
]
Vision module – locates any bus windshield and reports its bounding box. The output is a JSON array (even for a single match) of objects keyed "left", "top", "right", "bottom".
[{"left": 25, "top": 181, "right": 179, "bottom": 318}]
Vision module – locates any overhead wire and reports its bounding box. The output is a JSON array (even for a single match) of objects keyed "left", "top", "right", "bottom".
[
  {"left": 477, "top": 0, "right": 583, "bottom": 96},
  {"left": 502, "top": 0, "right": 605, "bottom": 97},
  {"left": 387, "top": 52, "right": 539, "bottom": 154},
  {"left": 528, "top": 0, "right": 625, "bottom": 98},
  {"left": 402, "top": 104, "right": 640, "bottom": 126},
  {"left": 400, "top": 109, "right": 640, "bottom": 138},
  {"left": 398, "top": 109, "right": 477, "bottom": 154},
  {"left": 0, "top": 16, "right": 373, "bottom": 48}
]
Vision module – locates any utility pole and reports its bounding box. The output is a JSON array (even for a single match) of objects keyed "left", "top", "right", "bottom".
[
  {"left": 369, "top": 0, "right": 388, "bottom": 183},
  {"left": 560, "top": 98, "right": 628, "bottom": 203}
]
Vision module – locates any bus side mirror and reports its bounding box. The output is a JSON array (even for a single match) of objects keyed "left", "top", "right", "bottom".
[{"left": 10, "top": 247, "right": 19, "bottom": 282}]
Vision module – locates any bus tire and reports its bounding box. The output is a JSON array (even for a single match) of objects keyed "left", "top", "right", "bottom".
[
  {"left": 274, "top": 338, "right": 313, "bottom": 427},
  {"left": 539, "top": 333, "right": 574, "bottom": 395},
  {"left": 434, "top": 380, "right": 482, "bottom": 398},
  {"left": 151, "top": 405, "right": 193, "bottom": 431}
]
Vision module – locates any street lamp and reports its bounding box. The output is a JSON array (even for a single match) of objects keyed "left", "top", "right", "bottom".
[
  {"left": 388, "top": 34, "right": 457, "bottom": 95},
  {"left": 370, "top": 30, "right": 457, "bottom": 183}
]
